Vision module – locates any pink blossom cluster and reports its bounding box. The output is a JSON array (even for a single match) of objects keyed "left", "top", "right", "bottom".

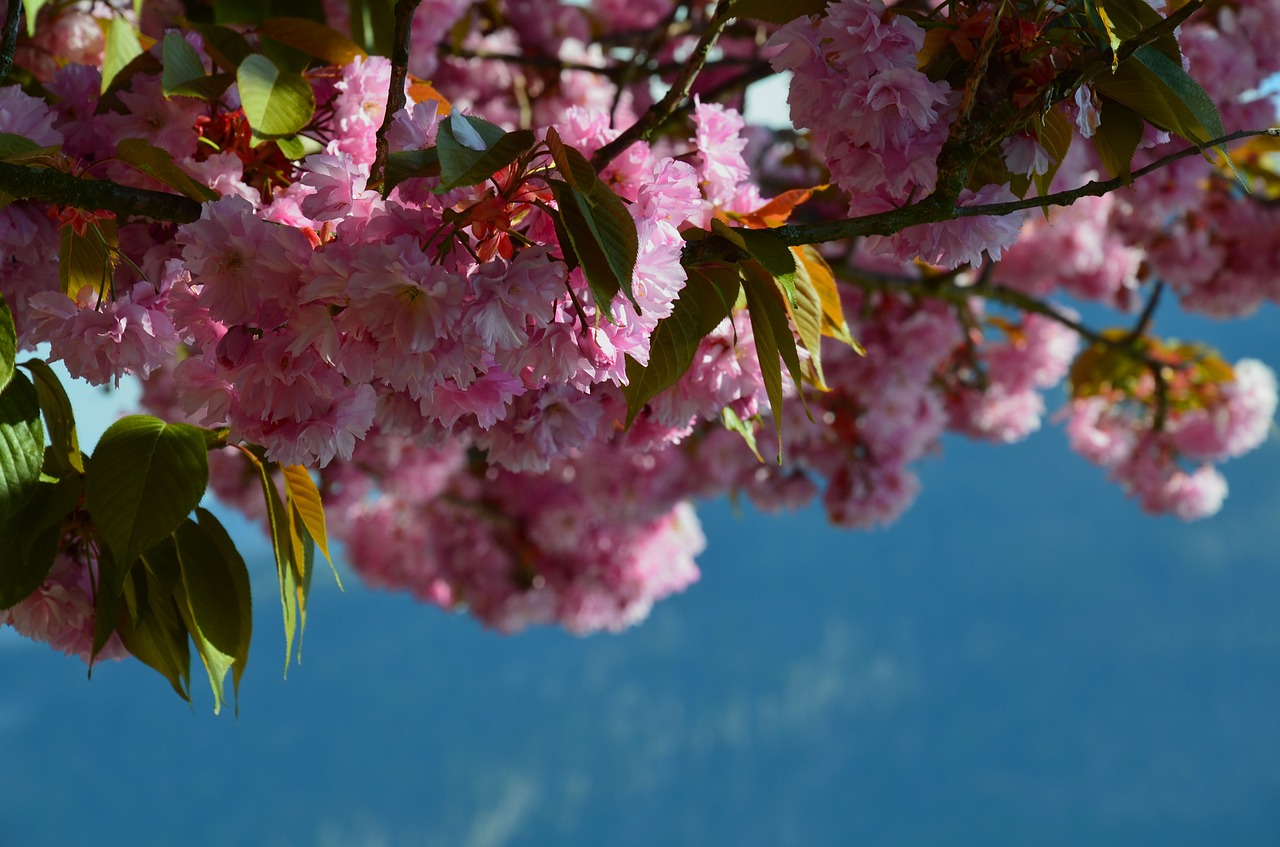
[
  {"left": 2, "top": 0, "right": 1279, "bottom": 658},
  {"left": 1067, "top": 359, "right": 1277, "bottom": 520},
  {"left": 0, "top": 547, "right": 127, "bottom": 663},
  {"left": 767, "top": 0, "right": 1024, "bottom": 267}
]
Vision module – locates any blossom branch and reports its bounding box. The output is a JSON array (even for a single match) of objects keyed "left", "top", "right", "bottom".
[
  {"left": 0, "top": 161, "right": 203, "bottom": 223},
  {"left": 839, "top": 265, "right": 1175, "bottom": 429},
  {"left": 370, "top": 0, "right": 422, "bottom": 189},
  {"left": 1, "top": 0, "right": 22, "bottom": 82},
  {"left": 590, "top": 0, "right": 740, "bottom": 169},
  {"left": 692, "top": 127, "right": 1279, "bottom": 261}
]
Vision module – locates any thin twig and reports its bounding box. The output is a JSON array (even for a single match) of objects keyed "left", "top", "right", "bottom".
[
  {"left": 590, "top": 0, "right": 740, "bottom": 169},
  {"left": 841, "top": 266, "right": 1176, "bottom": 429},
  {"left": 370, "top": 0, "right": 422, "bottom": 189},
  {"left": 1, "top": 0, "right": 22, "bottom": 82}
]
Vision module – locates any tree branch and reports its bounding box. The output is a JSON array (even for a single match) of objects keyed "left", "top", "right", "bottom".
[
  {"left": 590, "top": 0, "right": 740, "bottom": 170},
  {"left": 370, "top": 0, "right": 422, "bottom": 189},
  {"left": 0, "top": 162, "right": 203, "bottom": 223},
  {"left": 684, "top": 127, "right": 1277, "bottom": 263},
  {"left": 1, "top": 0, "right": 22, "bottom": 83}
]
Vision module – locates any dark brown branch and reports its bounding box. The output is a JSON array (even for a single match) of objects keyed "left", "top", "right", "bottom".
[
  {"left": 691, "top": 127, "right": 1278, "bottom": 261},
  {"left": 590, "top": 0, "right": 740, "bottom": 170},
  {"left": 370, "top": 0, "right": 422, "bottom": 188},
  {"left": 1, "top": 0, "right": 22, "bottom": 82},
  {"left": 0, "top": 161, "right": 203, "bottom": 223}
]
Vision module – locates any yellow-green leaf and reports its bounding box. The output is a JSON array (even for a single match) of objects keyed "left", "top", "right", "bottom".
[
  {"left": 102, "top": 19, "right": 145, "bottom": 94},
  {"left": 236, "top": 53, "right": 316, "bottom": 138}
]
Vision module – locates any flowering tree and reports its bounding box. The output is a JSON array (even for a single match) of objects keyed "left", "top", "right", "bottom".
[{"left": 0, "top": 0, "right": 1276, "bottom": 711}]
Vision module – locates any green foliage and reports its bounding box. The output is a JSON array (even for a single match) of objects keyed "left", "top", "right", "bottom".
[
  {"left": 174, "top": 516, "right": 253, "bottom": 713},
  {"left": 21, "top": 358, "right": 84, "bottom": 478},
  {"left": 236, "top": 54, "right": 317, "bottom": 138},
  {"left": 101, "top": 18, "right": 144, "bottom": 94},
  {"left": 623, "top": 265, "right": 740, "bottom": 425},
  {"left": 545, "top": 128, "right": 640, "bottom": 321},
  {"left": 115, "top": 139, "right": 220, "bottom": 202},
  {"left": 0, "top": 293, "right": 14, "bottom": 396},
  {"left": 58, "top": 218, "right": 118, "bottom": 298},
  {"left": 83, "top": 415, "right": 210, "bottom": 591},
  {"left": 0, "top": 370, "right": 44, "bottom": 528},
  {"left": 0, "top": 474, "right": 81, "bottom": 610},
  {"left": 382, "top": 148, "right": 441, "bottom": 196},
  {"left": 435, "top": 115, "right": 536, "bottom": 193},
  {"left": 741, "top": 260, "right": 806, "bottom": 461}
]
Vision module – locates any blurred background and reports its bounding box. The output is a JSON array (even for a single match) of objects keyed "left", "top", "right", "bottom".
[{"left": 1, "top": 295, "right": 1279, "bottom": 846}]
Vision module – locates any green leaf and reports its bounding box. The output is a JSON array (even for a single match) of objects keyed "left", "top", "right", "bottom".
[
  {"left": 236, "top": 53, "right": 317, "bottom": 138},
  {"left": 434, "top": 115, "right": 535, "bottom": 192},
  {"left": 174, "top": 517, "right": 251, "bottom": 714},
  {"left": 189, "top": 24, "right": 253, "bottom": 71},
  {"left": 1033, "top": 108, "right": 1075, "bottom": 198},
  {"left": 58, "top": 219, "right": 119, "bottom": 298},
  {"left": 1133, "top": 45, "right": 1224, "bottom": 142},
  {"left": 101, "top": 19, "right": 145, "bottom": 94},
  {"left": 1098, "top": 46, "right": 1224, "bottom": 148},
  {"left": 161, "top": 31, "right": 208, "bottom": 98},
  {"left": 83, "top": 415, "right": 210, "bottom": 589},
  {"left": 257, "top": 16, "right": 368, "bottom": 65},
  {"left": 0, "top": 474, "right": 81, "bottom": 610},
  {"left": 240, "top": 448, "right": 302, "bottom": 671},
  {"left": 273, "top": 133, "right": 323, "bottom": 160},
  {"left": 20, "top": 358, "right": 83, "bottom": 477},
  {"left": 622, "top": 264, "right": 740, "bottom": 425},
  {"left": 0, "top": 293, "right": 14, "bottom": 396},
  {"left": 545, "top": 129, "right": 640, "bottom": 319},
  {"left": 712, "top": 221, "right": 797, "bottom": 306},
  {"left": 721, "top": 406, "right": 763, "bottom": 463},
  {"left": 0, "top": 133, "right": 59, "bottom": 163},
  {"left": 195, "top": 507, "right": 253, "bottom": 701},
  {"left": 1088, "top": 0, "right": 1180, "bottom": 65},
  {"left": 740, "top": 259, "right": 805, "bottom": 462},
  {"left": 382, "top": 148, "right": 441, "bottom": 196},
  {"left": 0, "top": 370, "right": 44, "bottom": 524},
  {"left": 1094, "top": 98, "right": 1145, "bottom": 180},
  {"left": 119, "top": 544, "right": 191, "bottom": 701},
  {"left": 731, "top": 0, "right": 827, "bottom": 24},
  {"left": 115, "top": 138, "right": 219, "bottom": 202},
  {"left": 166, "top": 72, "right": 237, "bottom": 101},
  {"left": 22, "top": 0, "right": 49, "bottom": 37}
]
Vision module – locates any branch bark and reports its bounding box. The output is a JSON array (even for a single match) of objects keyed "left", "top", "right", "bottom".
[
  {"left": 1, "top": 0, "right": 22, "bottom": 83},
  {"left": 370, "top": 0, "right": 423, "bottom": 189},
  {"left": 0, "top": 161, "right": 203, "bottom": 223}
]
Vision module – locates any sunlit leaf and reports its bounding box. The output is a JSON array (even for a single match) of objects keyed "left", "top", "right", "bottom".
[
  {"left": 20, "top": 358, "right": 83, "bottom": 477},
  {"left": 174, "top": 517, "right": 251, "bottom": 713},
  {"left": 0, "top": 293, "right": 14, "bottom": 396},
  {"left": 115, "top": 138, "right": 219, "bottom": 202},
  {"left": 101, "top": 18, "right": 145, "bottom": 94},
  {"left": 236, "top": 53, "right": 316, "bottom": 138},
  {"left": 58, "top": 219, "right": 119, "bottom": 298},
  {"left": 0, "top": 371, "right": 44, "bottom": 527},
  {"left": 83, "top": 415, "right": 209, "bottom": 591}
]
